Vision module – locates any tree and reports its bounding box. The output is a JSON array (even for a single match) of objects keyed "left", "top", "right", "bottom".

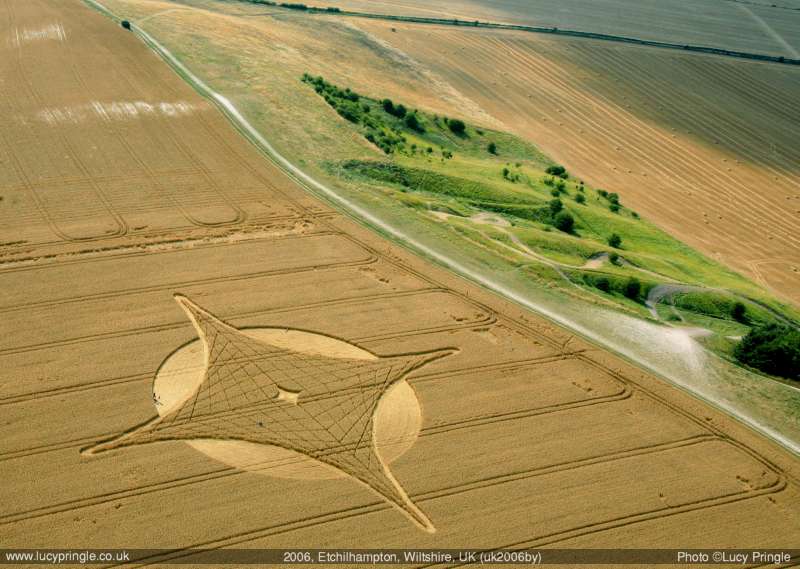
[
  {"left": 487, "top": 142, "right": 497, "bottom": 154},
  {"left": 502, "top": 167, "right": 510, "bottom": 179},
  {"left": 609, "top": 252, "right": 620, "bottom": 265},
  {"left": 608, "top": 233, "right": 622, "bottom": 248},
  {"left": 382, "top": 99, "right": 395, "bottom": 114},
  {"left": 447, "top": 118, "right": 466, "bottom": 135},
  {"left": 623, "top": 277, "right": 642, "bottom": 300},
  {"left": 546, "top": 165, "right": 567, "bottom": 178},
  {"left": 549, "top": 198, "right": 563, "bottom": 215},
  {"left": 734, "top": 324, "right": 800, "bottom": 380},
  {"left": 731, "top": 301, "right": 747, "bottom": 323},
  {"left": 404, "top": 112, "right": 424, "bottom": 132},
  {"left": 594, "top": 277, "right": 611, "bottom": 293},
  {"left": 554, "top": 211, "right": 574, "bottom": 233},
  {"left": 575, "top": 193, "right": 586, "bottom": 204}
]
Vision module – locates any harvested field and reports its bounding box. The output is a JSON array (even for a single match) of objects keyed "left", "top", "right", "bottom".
[
  {"left": 1, "top": 0, "right": 799, "bottom": 559},
  {"left": 321, "top": 0, "right": 800, "bottom": 57},
  {"left": 0, "top": 0, "right": 325, "bottom": 257}
]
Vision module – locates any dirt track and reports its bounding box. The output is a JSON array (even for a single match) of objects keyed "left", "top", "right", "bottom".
[{"left": 1, "top": 0, "right": 799, "bottom": 558}]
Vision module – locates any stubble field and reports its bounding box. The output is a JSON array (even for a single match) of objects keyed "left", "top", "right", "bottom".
[
  {"left": 320, "top": 0, "right": 800, "bottom": 58},
  {"left": 1, "top": 0, "right": 799, "bottom": 562}
]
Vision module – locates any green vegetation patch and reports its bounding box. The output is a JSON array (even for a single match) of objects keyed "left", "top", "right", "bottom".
[
  {"left": 304, "top": 74, "right": 799, "bottom": 378},
  {"left": 734, "top": 324, "right": 800, "bottom": 381}
]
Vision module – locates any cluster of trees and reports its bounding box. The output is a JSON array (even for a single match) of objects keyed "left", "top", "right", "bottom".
[
  {"left": 304, "top": 75, "right": 425, "bottom": 154},
  {"left": 444, "top": 117, "right": 466, "bottom": 136},
  {"left": 734, "top": 323, "right": 800, "bottom": 380},
  {"left": 545, "top": 165, "right": 568, "bottom": 179},
  {"left": 248, "top": 0, "right": 341, "bottom": 11},
  {"left": 598, "top": 189, "right": 623, "bottom": 213},
  {"left": 547, "top": 198, "right": 574, "bottom": 233},
  {"left": 543, "top": 176, "right": 567, "bottom": 194},
  {"left": 382, "top": 99, "right": 406, "bottom": 118},
  {"left": 583, "top": 274, "right": 644, "bottom": 301}
]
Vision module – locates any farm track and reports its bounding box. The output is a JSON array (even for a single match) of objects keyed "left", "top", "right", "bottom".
[{"left": 1, "top": 0, "right": 798, "bottom": 553}]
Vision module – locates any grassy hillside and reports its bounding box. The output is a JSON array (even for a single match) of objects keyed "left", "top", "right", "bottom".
[{"left": 303, "top": 74, "right": 799, "bottom": 377}]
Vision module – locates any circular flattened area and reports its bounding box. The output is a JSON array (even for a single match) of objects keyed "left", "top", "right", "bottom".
[{"left": 153, "top": 328, "right": 422, "bottom": 479}]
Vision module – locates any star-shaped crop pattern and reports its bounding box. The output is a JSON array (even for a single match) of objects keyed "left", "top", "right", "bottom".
[{"left": 85, "top": 295, "right": 455, "bottom": 531}]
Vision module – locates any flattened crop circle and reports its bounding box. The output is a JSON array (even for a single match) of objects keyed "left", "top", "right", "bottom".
[{"left": 153, "top": 328, "right": 422, "bottom": 479}]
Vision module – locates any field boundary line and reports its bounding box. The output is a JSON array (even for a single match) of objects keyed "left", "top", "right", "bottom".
[{"left": 0, "top": 224, "right": 341, "bottom": 273}]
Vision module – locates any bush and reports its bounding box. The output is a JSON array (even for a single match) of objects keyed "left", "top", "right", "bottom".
[
  {"left": 447, "top": 118, "right": 466, "bottom": 135},
  {"left": 487, "top": 142, "right": 497, "bottom": 154},
  {"left": 382, "top": 99, "right": 395, "bottom": 114},
  {"left": 334, "top": 102, "right": 360, "bottom": 123},
  {"left": 608, "top": 233, "right": 622, "bottom": 248},
  {"left": 548, "top": 198, "right": 563, "bottom": 215},
  {"left": 609, "top": 203, "right": 620, "bottom": 213},
  {"left": 731, "top": 301, "right": 747, "bottom": 323},
  {"left": 554, "top": 211, "right": 574, "bottom": 233},
  {"left": 734, "top": 324, "right": 800, "bottom": 380},
  {"left": 594, "top": 277, "right": 611, "bottom": 293},
  {"left": 575, "top": 193, "right": 586, "bottom": 204},
  {"left": 404, "top": 112, "right": 424, "bottom": 132},
  {"left": 609, "top": 252, "right": 619, "bottom": 265},
  {"left": 546, "top": 165, "right": 567, "bottom": 178},
  {"left": 623, "top": 277, "right": 642, "bottom": 300}
]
